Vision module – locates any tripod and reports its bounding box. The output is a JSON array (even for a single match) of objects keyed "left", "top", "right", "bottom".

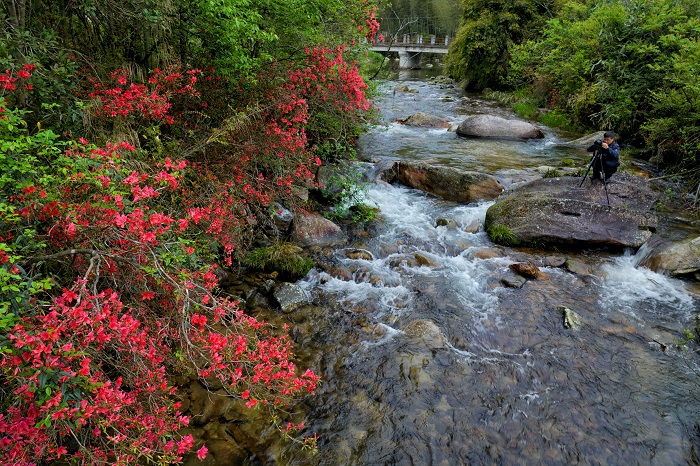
[{"left": 578, "top": 149, "right": 611, "bottom": 206}]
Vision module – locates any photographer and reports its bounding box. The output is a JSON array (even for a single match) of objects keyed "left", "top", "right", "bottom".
[{"left": 587, "top": 131, "right": 620, "bottom": 182}]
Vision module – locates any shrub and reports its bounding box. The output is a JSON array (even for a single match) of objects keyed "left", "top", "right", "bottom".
[
  {"left": 322, "top": 165, "right": 378, "bottom": 224},
  {"left": 539, "top": 110, "right": 578, "bottom": 131},
  {"left": 0, "top": 86, "right": 321, "bottom": 464}
]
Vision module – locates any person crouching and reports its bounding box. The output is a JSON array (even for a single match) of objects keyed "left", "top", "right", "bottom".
[{"left": 587, "top": 131, "right": 620, "bottom": 182}]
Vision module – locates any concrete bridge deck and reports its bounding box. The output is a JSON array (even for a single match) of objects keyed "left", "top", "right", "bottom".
[{"left": 367, "top": 34, "right": 451, "bottom": 69}]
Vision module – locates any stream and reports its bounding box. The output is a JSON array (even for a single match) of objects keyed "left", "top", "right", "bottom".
[{"left": 275, "top": 68, "right": 700, "bottom": 465}]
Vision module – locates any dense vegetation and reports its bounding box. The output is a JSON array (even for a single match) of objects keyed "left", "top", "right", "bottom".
[
  {"left": 447, "top": 0, "right": 700, "bottom": 197},
  {"left": 0, "top": 0, "right": 380, "bottom": 463},
  {"left": 377, "top": 0, "right": 463, "bottom": 37}
]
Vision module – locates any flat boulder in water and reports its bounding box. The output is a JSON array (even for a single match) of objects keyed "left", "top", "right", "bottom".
[
  {"left": 484, "top": 173, "right": 658, "bottom": 250},
  {"left": 456, "top": 114, "right": 544, "bottom": 140},
  {"left": 394, "top": 112, "right": 450, "bottom": 128},
  {"left": 397, "top": 161, "right": 504, "bottom": 203}
]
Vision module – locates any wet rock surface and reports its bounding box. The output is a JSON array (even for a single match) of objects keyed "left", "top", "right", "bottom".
[
  {"left": 485, "top": 173, "right": 659, "bottom": 250},
  {"left": 393, "top": 112, "right": 451, "bottom": 128},
  {"left": 640, "top": 234, "right": 700, "bottom": 276},
  {"left": 290, "top": 212, "right": 347, "bottom": 247},
  {"left": 396, "top": 160, "right": 505, "bottom": 203}
]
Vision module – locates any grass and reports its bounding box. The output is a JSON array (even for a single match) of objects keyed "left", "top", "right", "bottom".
[
  {"left": 243, "top": 242, "right": 314, "bottom": 278},
  {"left": 538, "top": 110, "right": 582, "bottom": 132},
  {"left": 512, "top": 102, "right": 538, "bottom": 120},
  {"left": 543, "top": 168, "right": 560, "bottom": 178},
  {"left": 486, "top": 224, "right": 518, "bottom": 246}
]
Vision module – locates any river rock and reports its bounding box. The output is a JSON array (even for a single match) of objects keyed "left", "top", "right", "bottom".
[
  {"left": 414, "top": 252, "right": 439, "bottom": 267},
  {"left": 509, "top": 262, "right": 549, "bottom": 280},
  {"left": 394, "top": 112, "right": 451, "bottom": 128},
  {"left": 544, "top": 255, "right": 567, "bottom": 267},
  {"left": 559, "top": 306, "right": 582, "bottom": 330},
  {"left": 500, "top": 270, "right": 528, "bottom": 288},
  {"left": 456, "top": 114, "right": 544, "bottom": 140},
  {"left": 387, "top": 254, "right": 420, "bottom": 268},
  {"left": 272, "top": 282, "right": 310, "bottom": 313},
  {"left": 339, "top": 248, "right": 374, "bottom": 261},
  {"left": 290, "top": 212, "right": 347, "bottom": 247},
  {"left": 397, "top": 161, "right": 504, "bottom": 203},
  {"left": 473, "top": 247, "right": 504, "bottom": 259},
  {"left": 272, "top": 202, "right": 293, "bottom": 233},
  {"left": 564, "top": 259, "right": 592, "bottom": 276},
  {"left": 484, "top": 173, "right": 658, "bottom": 250},
  {"left": 557, "top": 131, "right": 607, "bottom": 150},
  {"left": 403, "top": 319, "right": 447, "bottom": 349},
  {"left": 463, "top": 218, "right": 481, "bottom": 233},
  {"left": 436, "top": 218, "right": 458, "bottom": 229},
  {"left": 329, "top": 266, "right": 353, "bottom": 281},
  {"left": 639, "top": 235, "right": 700, "bottom": 276}
]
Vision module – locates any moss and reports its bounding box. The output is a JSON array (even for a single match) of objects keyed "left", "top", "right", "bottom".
[
  {"left": 243, "top": 242, "right": 314, "bottom": 279},
  {"left": 560, "top": 158, "right": 576, "bottom": 167},
  {"left": 486, "top": 223, "right": 519, "bottom": 246}
]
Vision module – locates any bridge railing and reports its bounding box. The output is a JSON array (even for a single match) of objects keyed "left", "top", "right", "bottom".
[{"left": 368, "top": 34, "right": 451, "bottom": 47}]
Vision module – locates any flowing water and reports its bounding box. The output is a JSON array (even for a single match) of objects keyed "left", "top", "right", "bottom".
[{"left": 277, "top": 69, "right": 700, "bottom": 465}]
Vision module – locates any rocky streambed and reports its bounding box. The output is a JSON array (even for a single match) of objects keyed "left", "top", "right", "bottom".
[{"left": 179, "top": 73, "right": 700, "bottom": 465}]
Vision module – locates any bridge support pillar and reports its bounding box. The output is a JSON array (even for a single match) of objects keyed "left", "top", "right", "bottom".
[{"left": 398, "top": 51, "right": 421, "bottom": 69}]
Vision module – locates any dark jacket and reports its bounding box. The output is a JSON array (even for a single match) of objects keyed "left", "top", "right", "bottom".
[{"left": 587, "top": 140, "right": 620, "bottom": 172}]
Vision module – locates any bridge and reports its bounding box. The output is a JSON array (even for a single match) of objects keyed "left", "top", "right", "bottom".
[{"left": 367, "top": 34, "right": 451, "bottom": 69}]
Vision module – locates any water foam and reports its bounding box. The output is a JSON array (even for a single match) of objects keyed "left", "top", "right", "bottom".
[{"left": 599, "top": 253, "right": 695, "bottom": 320}]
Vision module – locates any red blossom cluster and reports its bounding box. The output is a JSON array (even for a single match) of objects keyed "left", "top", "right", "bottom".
[
  {"left": 289, "top": 46, "right": 371, "bottom": 114},
  {"left": 0, "top": 286, "right": 193, "bottom": 464},
  {"left": 88, "top": 68, "right": 202, "bottom": 124},
  {"left": 1, "top": 135, "right": 319, "bottom": 464},
  {"left": 364, "top": 7, "right": 382, "bottom": 43},
  {"left": 0, "top": 63, "right": 35, "bottom": 92}
]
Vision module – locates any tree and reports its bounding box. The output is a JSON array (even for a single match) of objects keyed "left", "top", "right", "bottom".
[{"left": 445, "top": 0, "right": 559, "bottom": 89}]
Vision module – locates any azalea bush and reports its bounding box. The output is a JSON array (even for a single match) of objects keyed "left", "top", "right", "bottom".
[
  {"left": 0, "top": 94, "right": 321, "bottom": 463},
  {"left": 0, "top": 0, "right": 379, "bottom": 461},
  {"left": 0, "top": 66, "right": 299, "bottom": 465}
]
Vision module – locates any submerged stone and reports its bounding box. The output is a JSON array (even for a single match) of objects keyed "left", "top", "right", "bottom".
[
  {"left": 273, "top": 282, "right": 309, "bottom": 313},
  {"left": 559, "top": 305, "right": 581, "bottom": 330}
]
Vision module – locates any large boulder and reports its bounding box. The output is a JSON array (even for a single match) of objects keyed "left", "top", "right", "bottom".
[
  {"left": 396, "top": 161, "right": 504, "bottom": 203},
  {"left": 484, "top": 173, "right": 658, "bottom": 250},
  {"left": 639, "top": 235, "right": 700, "bottom": 276},
  {"left": 394, "top": 112, "right": 451, "bottom": 128},
  {"left": 456, "top": 114, "right": 544, "bottom": 140},
  {"left": 290, "top": 213, "right": 346, "bottom": 247}
]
